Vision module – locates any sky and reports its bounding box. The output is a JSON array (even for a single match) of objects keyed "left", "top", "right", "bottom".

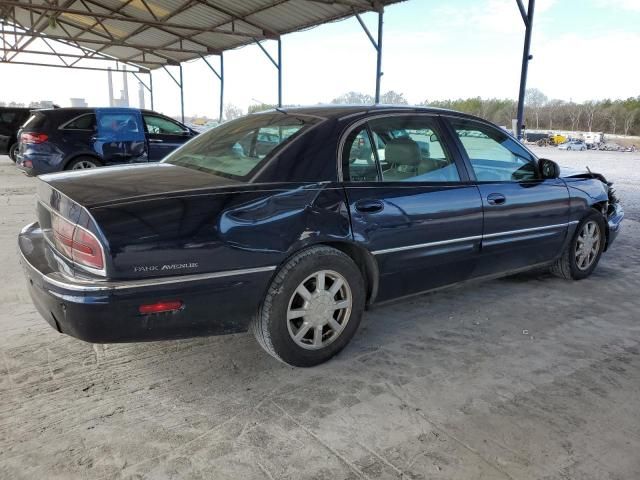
[{"left": 1, "top": 0, "right": 639, "bottom": 119}]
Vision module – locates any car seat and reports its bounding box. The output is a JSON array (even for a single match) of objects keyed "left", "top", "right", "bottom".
[{"left": 383, "top": 137, "right": 421, "bottom": 180}]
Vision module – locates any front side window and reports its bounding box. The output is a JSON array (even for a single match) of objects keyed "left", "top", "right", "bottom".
[
  {"left": 368, "top": 116, "right": 460, "bottom": 182},
  {"left": 163, "top": 113, "right": 320, "bottom": 181},
  {"left": 144, "top": 115, "right": 186, "bottom": 135},
  {"left": 449, "top": 118, "right": 538, "bottom": 182}
]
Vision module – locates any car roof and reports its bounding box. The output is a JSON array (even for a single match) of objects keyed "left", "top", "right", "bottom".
[
  {"left": 254, "top": 104, "right": 487, "bottom": 122},
  {"left": 0, "top": 106, "right": 31, "bottom": 111}
]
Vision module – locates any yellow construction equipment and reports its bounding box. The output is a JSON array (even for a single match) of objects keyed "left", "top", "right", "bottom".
[{"left": 550, "top": 134, "right": 567, "bottom": 145}]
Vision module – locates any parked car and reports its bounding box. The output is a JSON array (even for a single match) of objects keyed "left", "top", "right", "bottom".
[
  {"left": 15, "top": 107, "right": 198, "bottom": 175},
  {"left": 0, "top": 106, "right": 31, "bottom": 161},
  {"left": 524, "top": 132, "right": 549, "bottom": 144},
  {"left": 19, "top": 106, "right": 624, "bottom": 367},
  {"left": 558, "top": 140, "right": 587, "bottom": 151}
]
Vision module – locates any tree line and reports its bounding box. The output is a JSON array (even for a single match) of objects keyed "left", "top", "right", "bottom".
[{"left": 227, "top": 89, "right": 640, "bottom": 137}]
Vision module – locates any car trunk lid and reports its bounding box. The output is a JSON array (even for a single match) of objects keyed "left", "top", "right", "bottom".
[{"left": 38, "top": 162, "right": 243, "bottom": 208}]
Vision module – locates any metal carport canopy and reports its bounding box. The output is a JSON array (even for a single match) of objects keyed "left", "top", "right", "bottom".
[
  {"left": 0, "top": 0, "right": 405, "bottom": 120},
  {"left": 0, "top": 0, "right": 536, "bottom": 138},
  {"left": 0, "top": 0, "right": 401, "bottom": 69}
]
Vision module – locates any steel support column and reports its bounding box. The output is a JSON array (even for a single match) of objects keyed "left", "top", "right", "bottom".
[
  {"left": 201, "top": 53, "right": 224, "bottom": 122},
  {"left": 149, "top": 71, "right": 154, "bottom": 111},
  {"left": 254, "top": 37, "right": 282, "bottom": 107},
  {"left": 355, "top": 7, "right": 384, "bottom": 103},
  {"left": 162, "top": 64, "right": 184, "bottom": 123},
  {"left": 277, "top": 38, "right": 282, "bottom": 108},
  {"left": 220, "top": 53, "right": 224, "bottom": 121},
  {"left": 179, "top": 64, "right": 184, "bottom": 123},
  {"left": 132, "top": 71, "right": 154, "bottom": 110},
  {"left": 516, "top": 0, "right": 535, "bottom": 139}
]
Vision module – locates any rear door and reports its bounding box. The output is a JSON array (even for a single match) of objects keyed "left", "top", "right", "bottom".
[
  {"left": 342, "top": 114, "right": 484, "bottom": 302},
  {"left": 95, "top": 108, "right": 147, "bottom": 164},
  {"left": 445, "top": 116, "right": 570, "bottom": 276},
  {"left": 143, "top": 113, "right": 193, "bottom": 161},
  {"left": 58, "top": 112, "right": 97, "bottom": 158}
]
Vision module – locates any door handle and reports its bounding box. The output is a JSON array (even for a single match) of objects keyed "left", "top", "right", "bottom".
[
  {"left": 487, "top": 193, "right": 506, "bottom": 205},
  {"left": 149, "top": 139, "right": 163, "bottom": 143},
  {"left": 355, "top": 199, "right": 384, "bottom": 213}
]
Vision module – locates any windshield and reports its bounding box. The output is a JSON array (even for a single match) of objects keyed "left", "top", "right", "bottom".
[{"left": 163, "top": 113, "right": 321, "bottom": 181}]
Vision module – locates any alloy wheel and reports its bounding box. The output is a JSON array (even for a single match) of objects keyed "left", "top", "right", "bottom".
[
  {"left": 575, "top": 220, "right": 601, "bottom": 271},
  {"left": 286, "top": 269, "right": 352, "bottom": 350},
  {"left": 72, "top": 160, "right": 98, "bottom": 169}
]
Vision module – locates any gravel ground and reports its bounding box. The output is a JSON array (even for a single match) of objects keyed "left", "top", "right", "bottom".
[{"left": 1, "top": 148, "right": 639, "bottom": 480}]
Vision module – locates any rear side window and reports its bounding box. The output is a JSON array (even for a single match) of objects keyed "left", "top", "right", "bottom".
[
  {"left": 98, "top": 112, "right": 141, "bottom": 134},
  {"left": 343, "top": 115, "right": 460, "bottom": 183},
  {"left": 22, "top": 113, "right": 47, "bottom": 130},
  {"left": 62, "top": 114, "right": 96, "bottom": 131},
  {"left": 343, "top": 126, "right": 379, "bottom": 182}
]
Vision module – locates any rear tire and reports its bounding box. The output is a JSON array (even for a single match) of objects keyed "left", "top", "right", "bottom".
[
  {"left": 251, "top": 246, "right": 365, "bottom": 367},
  {"left": 8, "top": 143, "right": 18, "bottom": 162},
  {"left": 66, "top": 156, "right": 103, "bottom": 170},
  {"left": 551, "top": 211, "right": 606, "bottom": 280}
]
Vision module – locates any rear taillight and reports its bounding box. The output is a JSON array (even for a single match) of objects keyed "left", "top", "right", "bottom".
[
  {"left": 51, "top": 212, "right": 105, "bottom": 272},
  {"left": 20, "top": 132, "right": 48, "bottom": 144}
]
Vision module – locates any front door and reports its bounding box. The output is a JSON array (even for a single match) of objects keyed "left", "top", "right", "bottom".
[
  {"left": 342, "top": 114, "right": 484, "bottom": 302},
  {"left": 445, "top": 116, "right": 570, "bottom": 277},
  {"left": 94, "top": 108, "right": 147, "bottom": 164}
]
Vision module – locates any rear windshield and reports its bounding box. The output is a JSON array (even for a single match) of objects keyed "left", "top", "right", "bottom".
[
  {"left": 163, "top": 113, "right": 321, "bottom": 181},
  {"left": 22, "top": 112, "right": 47, "bottom": 130}
]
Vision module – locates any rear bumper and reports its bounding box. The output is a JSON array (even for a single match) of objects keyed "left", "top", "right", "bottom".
[
  {"left": 606, "top": 202, "right": 624, "bottom": 249},
  {"left": 15, "top": 152, "right": 61, "bottom": 176},
  {"left": 19, "top": 222, "right": 274, "bottom": 343}
]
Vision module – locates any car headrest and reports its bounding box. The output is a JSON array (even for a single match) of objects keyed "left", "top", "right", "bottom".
[
  {"left": 385, "top": 137, "right": 420, "bottom": 166},
  {"left": 126, "top": 119, "right": 138, "bottom": 132}
]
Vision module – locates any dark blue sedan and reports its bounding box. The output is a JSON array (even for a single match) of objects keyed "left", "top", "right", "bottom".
[
  {"left": 15, "top": 107, "right": 198, "bottom": 175},
  {"left": 18, "top": 106, "right": 624, "bottom": 367}
]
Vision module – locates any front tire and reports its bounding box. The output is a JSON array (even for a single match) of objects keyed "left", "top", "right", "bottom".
[
  {"left": 251, "top": 246, "right": 365, "bottom": 367},
  {"left": 551, "top": 211, "right": 606, "bottom": 280}
]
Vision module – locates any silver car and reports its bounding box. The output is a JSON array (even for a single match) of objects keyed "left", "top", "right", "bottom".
[{"left": 559, "top": 140, "right": 587, "bottom": 151}]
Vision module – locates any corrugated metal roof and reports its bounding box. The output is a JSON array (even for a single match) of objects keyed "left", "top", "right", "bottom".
[{"left": 0, "top": 0, "right": 405, "bottom": 71}]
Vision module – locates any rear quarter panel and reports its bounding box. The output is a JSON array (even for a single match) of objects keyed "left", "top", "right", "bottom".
[{"left": 89, "top": 183, "right": 352, "bottom": 280}]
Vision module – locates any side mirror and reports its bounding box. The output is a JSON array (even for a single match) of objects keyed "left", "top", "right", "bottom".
[
  {"left": 429, "top": 133, "right": 439, "bottom": 143},
  {"left": 539, "top": 158, "right": 560, "bottom": 179}
]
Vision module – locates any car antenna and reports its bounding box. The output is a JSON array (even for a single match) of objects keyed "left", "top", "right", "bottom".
[{"left": 251, "top": 98, "right": 287, "bottom": 115}]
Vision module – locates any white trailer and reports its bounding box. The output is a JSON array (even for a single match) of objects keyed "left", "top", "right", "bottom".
[{"left": 583, "top": 132, "right": 604, "bottom": 146}]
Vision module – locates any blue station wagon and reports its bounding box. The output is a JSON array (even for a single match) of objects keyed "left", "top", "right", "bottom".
[
  {"left": 18, "top": 106, "right": 623, "bottom": 367},
  {"left": 15, "top": 107, "right": 198, "bottom": 175}
]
